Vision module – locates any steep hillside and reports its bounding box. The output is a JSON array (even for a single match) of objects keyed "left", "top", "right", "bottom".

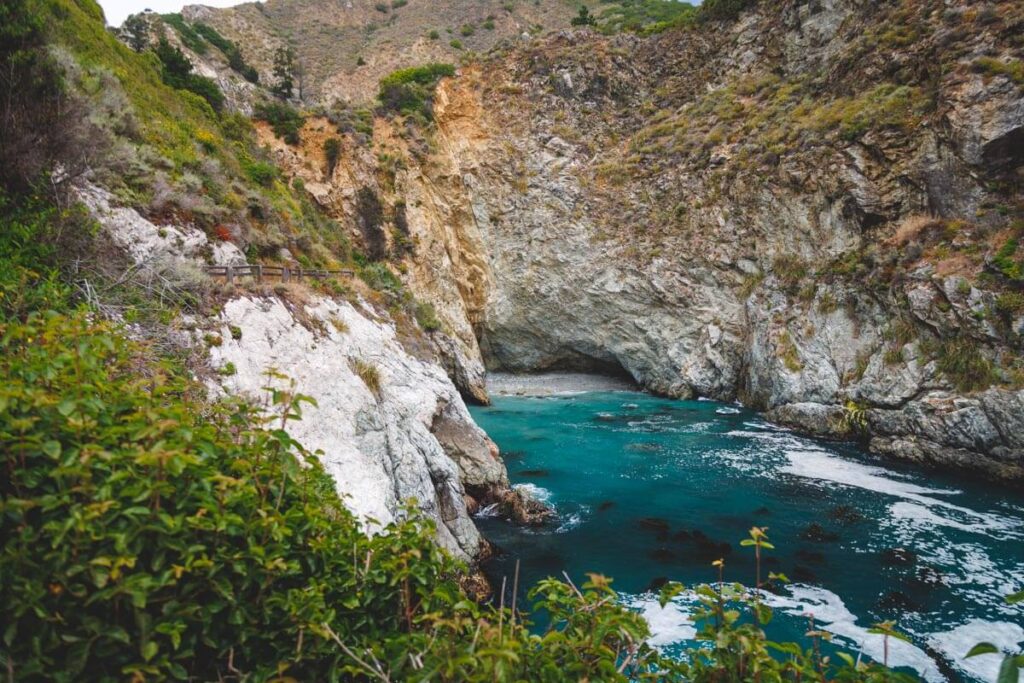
[
  {"left": 178, "top": 0, "right": 602, "bottom": 104},
  {"left": 261, "top": 0, "right": 1024, "bottom": 480}
]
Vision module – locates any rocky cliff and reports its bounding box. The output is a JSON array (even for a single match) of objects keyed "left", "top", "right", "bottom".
[
  {"left": 252, "top": 0, "right": 1024, "bottom": 480},
  {"left": 80, "top": 182, "right": 512, "bottom": 560}
]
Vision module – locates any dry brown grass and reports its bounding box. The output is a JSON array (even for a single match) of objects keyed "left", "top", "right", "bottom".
[{"left": 886, "top": 214, "right": 940, "bottom": 246}]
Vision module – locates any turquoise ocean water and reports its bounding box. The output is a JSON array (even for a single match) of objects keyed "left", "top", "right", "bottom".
[{"left": 469, "top": 391, "right": 1024, "bottom": 682}]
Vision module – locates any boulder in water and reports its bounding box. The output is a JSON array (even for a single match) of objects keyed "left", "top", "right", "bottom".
[
  {"left": 598, "top": 500, "right": 616, "bottom": 512},
  {"left": 518, "top": 469, "right": 550, "bottom": 477}
]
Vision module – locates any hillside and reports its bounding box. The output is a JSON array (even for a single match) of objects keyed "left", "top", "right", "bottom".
[{"left": 178, "top": 0, "right": 604, "bottom": 104}]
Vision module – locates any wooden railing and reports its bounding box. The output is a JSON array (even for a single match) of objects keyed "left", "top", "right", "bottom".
[{"left": 205, "top": 264, "right": 354, "bottom": 284}]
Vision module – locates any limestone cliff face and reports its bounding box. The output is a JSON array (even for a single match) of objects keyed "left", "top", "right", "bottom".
[
  {"left": 208, "top": 294, "right": 506, "bottom": 560},
  {"left": 81, "top": 182, "right": 510, "bottom": 560}
]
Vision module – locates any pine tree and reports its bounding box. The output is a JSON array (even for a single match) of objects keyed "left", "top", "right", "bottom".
[{"left": 271, "top": 46, "right": 295, "bottom": 100}]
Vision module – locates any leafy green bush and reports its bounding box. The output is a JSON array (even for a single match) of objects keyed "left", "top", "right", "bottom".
[
  {"left": 378, "top": 63, "right": 456, "bottom": 117},
  {"left": 0, "top": 192, "right": 76, "bottom": 318},
  {"left": 414, "top": 300, "right": 442, "bottom": 332},
  {"left": 253, "top": 100, "right": 304, "bottom": 144},
  {"left": 993, "top": 235, "right": 1024, "bottom": 282}
]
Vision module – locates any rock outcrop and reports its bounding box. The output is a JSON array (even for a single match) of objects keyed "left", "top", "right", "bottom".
[{"left": 209, "top": 294, "right": 507, "bottom": 560}]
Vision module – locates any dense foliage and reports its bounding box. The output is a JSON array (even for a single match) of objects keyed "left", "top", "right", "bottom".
[
  {"left": 378, "top": 63, "right": 456, "bottom": 118},
  {"left": 154, "top": 37, "right": 226, "bottom": 112},
  {"left": 253, "top": 100, "right": 305, "bottom": 145}
]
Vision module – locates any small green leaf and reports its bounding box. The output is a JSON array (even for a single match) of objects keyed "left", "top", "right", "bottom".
[{"left": 966, "top": 642, "right": 1000, "bottom": 658}]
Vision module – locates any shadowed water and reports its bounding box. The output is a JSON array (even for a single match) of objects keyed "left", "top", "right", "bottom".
[{"left": 469, "top": 390, "right": 1024, "bottom": 683}]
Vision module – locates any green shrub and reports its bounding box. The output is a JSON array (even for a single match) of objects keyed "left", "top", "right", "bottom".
[
  {"left": 193, "top": 21, "right": 259, "bottom": 83},
  {"left": 253, "top": 100, "right": 304, "bottom": 144},
  {"left": 154, "top": 37, "right": 225, "bottom": 112},
  {"left": 995, "top": 291, "right": 1024, "bottom": 319},
  {"left": 449, "top": 39, "right": 463, "bottom": 50},
  {"left": 698, "top": 0, "right": 757, "bottom": 22},
  {"left": 596, "top": 0, "right": 697, "bottom": 34},
  {"left": 359, "top": 261, "right": 402, "bottom": 292},
  {"left": 460, "top": 23, "right": 476, "bottom": 36},
  {"left": 414, "top": 300, "right": 442, "bottom": 332},
  {"left": 241, "top": 157, "right": 278, "bottom": 186},
  {"left": 323, "top": 136, "right": 342, "bottom": 175},
  {"left": 377, "top": 62, "right": 455, "bottom": 117},
  {"left": 160, "top": 12, "right": 207, "bottom": 54},
  {"left": 993, "top": 236, "right": 1024, "bottom": 281}
]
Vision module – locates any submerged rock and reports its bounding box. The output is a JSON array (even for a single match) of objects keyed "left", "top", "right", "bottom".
[{"left": 800, "top": 523, "right": 840, "bottom": 543}]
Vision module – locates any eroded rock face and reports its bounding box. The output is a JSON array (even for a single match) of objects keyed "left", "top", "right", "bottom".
[
  {"left": 394, "top": 1, "right": 1024, "bottom": 480},
  {"left": 208, "top": 295, "right": 508, "bottom": 560}
]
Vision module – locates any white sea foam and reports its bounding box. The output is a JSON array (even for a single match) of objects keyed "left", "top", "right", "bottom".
[
  {"left": 766, "top": 585, "right": 944, "bottom": 682},
  {"left": 474, "top": 503, "right": 500, "bottom": 518},
  {"left": 622, "top": 594, "right": 698, "bottom": 648},
  {"left": 513, "top": 482, "right": 553, "bottom": 504},
  {"left": 715, "top": 406, "right": 741, "bottom": 415},
  {"left": 555, "top": 506, "right": 589, "bottom": 533},
  {"left": 928, "top": 620, "right": 1024, "bottom": 683},
  {"left": 781, "top": 450, "right": 1024, "bottom": 540}
]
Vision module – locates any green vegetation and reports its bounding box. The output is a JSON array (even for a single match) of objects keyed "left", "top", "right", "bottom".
[
  {"left": 971, "top": 56, "right": 1024, "bottom": 86},
  {"left": 378, "top": 62, "right": 456, "bottom": 118},
  {"left": 254, "top": 100, "right": 305, "bottom": 144},
  {"left": 154, "top": 37, "right": 225, "bottom": 112},
  {"left": 160, "top": 12, "right": 207, "bottom": 54},
  {"left": 595, "top": 0, "right": 758, "bottom": 34},
  {"left": 571, "top": 6, "right": 597, "bottom": 26},
  {"left": 596, "top": 0, "right": 696, "bottom": 34},
  {"left": 352, "top": 357, "right": 383, "bottom": 394},
  {"left": 921, "top": 335, "right": 999, "bottom": 393},
  {"left": 414, "top": 300, "right": 442, "bottom": 332},
  {"left": 271, "top": 45, "right": 296, "bottom": 99},
  {"left": 192, "top": 21, "right": 259, "bottom": 83},
  {"left": 0, "top": 313, "right": 918, "bottom": 681},
  {"left": 993, "top": 233, "right": 1024, "bottom": 282},
  {"left": 323, "top": 137, "right": 342, "bottom": 175}
]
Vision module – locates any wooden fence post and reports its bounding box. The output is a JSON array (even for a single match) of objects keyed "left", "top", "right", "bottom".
[
  {"left": 225, "top": 265, "right": 233, "bottom": 285},
  {"left": 255, "top": 264, "right": 263, "bottom": 283},
  {"left": 282, "top": 267, "right": 290, "bottom": 283}
]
